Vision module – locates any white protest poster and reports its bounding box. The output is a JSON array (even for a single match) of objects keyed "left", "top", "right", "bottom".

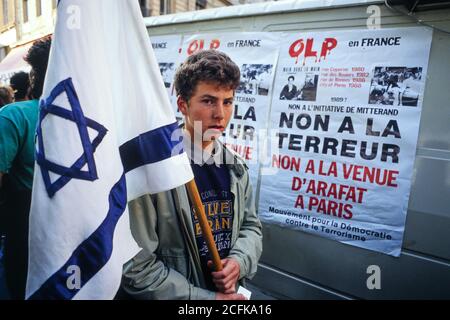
[
  {"left": 258, "top": 27, "right": 433, "bottom": 256},
  {"left": 180, "top": 33, "right": 279, "bottom": 188},
  {"left": 150, "top": 34, "right": 183, "bottom": 120}
]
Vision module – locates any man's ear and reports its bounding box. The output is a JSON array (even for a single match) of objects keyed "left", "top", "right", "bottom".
[{"left": 177, "top": 96, "right": 188, "bottom": 115}]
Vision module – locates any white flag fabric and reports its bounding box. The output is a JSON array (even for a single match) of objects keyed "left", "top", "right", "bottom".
[{"left": 26, "top": 0, "right": 193, "bottom": 299}]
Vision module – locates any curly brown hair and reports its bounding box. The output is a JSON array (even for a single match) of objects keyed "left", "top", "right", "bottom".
[{"left": 174, "top": 50, "right": 240, "bottom": 101}]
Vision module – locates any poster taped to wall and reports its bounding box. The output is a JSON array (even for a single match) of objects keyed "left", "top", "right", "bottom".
[
  {"left": 258, "top": 27, "right": 433, "bottom": 256},
  {"left": 150, "top": 34, "right": 183, "bottom": 114}
]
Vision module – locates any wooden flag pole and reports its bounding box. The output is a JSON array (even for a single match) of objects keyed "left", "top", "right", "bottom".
[{"left": 186, "top": 178, "right": 223, "bottom": 271}]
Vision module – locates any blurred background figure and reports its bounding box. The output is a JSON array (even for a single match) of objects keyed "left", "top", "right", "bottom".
[
  {"left": 9, "top": 72, "right": 30, "bottom": 102},
  {"left": 0, "top": 86, "right": 14, "bottom": 109},
  {"left": 0, "top": 37, "right": 52, "bottom": 300},
  {"left": 0, "top": 84, "right": 14, "bottom": 300}
]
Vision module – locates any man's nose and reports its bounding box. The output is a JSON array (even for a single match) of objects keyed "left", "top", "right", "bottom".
[{"left": 213, "top": 102, "right": 225, "bottom": 119}]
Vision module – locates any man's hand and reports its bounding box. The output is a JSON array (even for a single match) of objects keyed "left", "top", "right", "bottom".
[
  {"left": 208, "top": 258, "right": 240, "bottom": 294},
  {"left": 215, "top": 292, "right": 246, "bottom": 300}
]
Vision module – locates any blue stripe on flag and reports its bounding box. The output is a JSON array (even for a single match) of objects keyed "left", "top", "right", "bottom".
[
  {"left": 29, "top": 174, "right": 127, "bottom": 300},
  {"left": 119, "top": 121, "right": 181, "bottom": 173}
]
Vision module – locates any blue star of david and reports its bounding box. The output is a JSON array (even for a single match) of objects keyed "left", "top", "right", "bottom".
[{"left": 36, "top": 78, "right": 108, "bottom": 198}]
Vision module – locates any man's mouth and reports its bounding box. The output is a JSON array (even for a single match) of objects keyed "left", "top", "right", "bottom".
[{"left": 208, "top": 125, "right": 224, "bottom": 131}]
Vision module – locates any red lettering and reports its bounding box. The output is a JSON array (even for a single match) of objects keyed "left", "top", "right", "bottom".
[
  {"left": 187, "top": 39, "right": 204, "bottom": 55},
  {"left": 320, "top": 38, "right": 337, "bottom": 61},
  {"left": 343, "top": 204, "right": 353, "bottom": 219},
  {"left": 343, "top": 163, "right": 352, "bottom": 179},
  {"left": 308, "top": 197, "right": 319, "bottom": 210},
  {"left": 294, "top": 195, "right": 304, "bottom": 209},
  {"left": 317, "top": 181, "right": 327, "bottom": 196},
  {"left": 319, "top": 161, "right": 338, "bottom": 177},
  {"left": 289, "top": 39, "right": 305, "bottom": 64},
  {"left": 328, "top": 200, "right": 339, "bottom": 217},
  {"left": 305, "top": 159, "right": 315, "bottom": 174},
  {"left": 343, "top": 164, "right": 399, "bottom": 187},
  {"left": 308, "top": 198, "right": 353, "bottom": 220},
  {"left": 225, "top": 143, "right": 252, "bottom": 161},
  {"left": 317, "top": 198, "right": 327, "bottom": 214},
  {"left": 289, "top": 38, "right": 337, "bottom": 65},
  {"left": 210, "top": 39, "right": 220, "bottom": 50},
  {"left": 387, "top": 170, "right": 399, "bottom": 187},
  {"left": 328, "top": 183, "right": 337, "bottom": 199},
  {"left": 337, "top": 184, "right": 346, "bottom": 200},
  {"left": 292, "top": 177, "right": 302, "bottom": 191},
  {"left": 305, "top": 179, "right": 315, "bottom": 194}
]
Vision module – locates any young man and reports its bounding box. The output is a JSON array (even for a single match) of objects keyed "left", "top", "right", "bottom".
[
  {"left": 0, "top": 37, "right": 52, "bottom": 299},
  {"left": 121, "top": 50, "right": 262, "bottom": 300}
]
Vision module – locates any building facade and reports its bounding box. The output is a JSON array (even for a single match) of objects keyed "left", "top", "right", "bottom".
[
  {"left": 0, "top": 0, "right": 236, "bottom": 58},
  {"left": 138, "top": 0, "right": 232, "bottom": 17},
  {"left": 0, "top": 0, "right": 260, "bottom": 83},
  {"left": 0, "top": 0, "right": 57, "bottom": 58}
]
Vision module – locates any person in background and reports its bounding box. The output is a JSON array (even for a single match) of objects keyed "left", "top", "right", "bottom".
[
  {"left": 0, "top": 37, "right": 52, "bottom": 299},
  {"left": 9, "top": 71, "right": 30, "bottom": 102},
  {"left": 0, "top": 86, "right": 14, "bottom": 109}
]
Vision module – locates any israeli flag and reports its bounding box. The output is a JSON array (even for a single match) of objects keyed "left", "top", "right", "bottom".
[{"left": 26, "top": 0, "right": 193, "bottom": 299}]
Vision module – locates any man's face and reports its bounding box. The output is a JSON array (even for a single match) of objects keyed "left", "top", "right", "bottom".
[{"left": 178, "top": 81, "right": 234, "bottom": 148}]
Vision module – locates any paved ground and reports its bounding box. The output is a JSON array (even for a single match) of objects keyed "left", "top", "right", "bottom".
[
  {"left": 0, "top": 241, "right": 277, "bottom": 301},
  {"left": 247, "top": 282, "right": 278, "bottom": 300},
  {"left": 0, "top": 241, "right": 10, "bottom": 299}
]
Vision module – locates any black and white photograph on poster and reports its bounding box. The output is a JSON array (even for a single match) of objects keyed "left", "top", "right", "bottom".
[
  {"left": 158, "top": 62, "right": 176, "bottom": 88},
  {"left": 236, "top": 64, "right": 273, "bottom": 96},
  {"left": 368, "top": 66, "right": 423, "bottom": 106},
  {"left": 278, "top": 75, "right": 297, "bottom": 100},
  {"left": 279, "top": 72, "right": 319, "bottom": 101}
]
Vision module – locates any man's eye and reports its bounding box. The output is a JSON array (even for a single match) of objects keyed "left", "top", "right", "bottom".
[
  {"left": 224, "top": 101, "right": 234, "bottom": 106},
  {"left": 202, "top": 99, "right": 214, "bottom": 105}
]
